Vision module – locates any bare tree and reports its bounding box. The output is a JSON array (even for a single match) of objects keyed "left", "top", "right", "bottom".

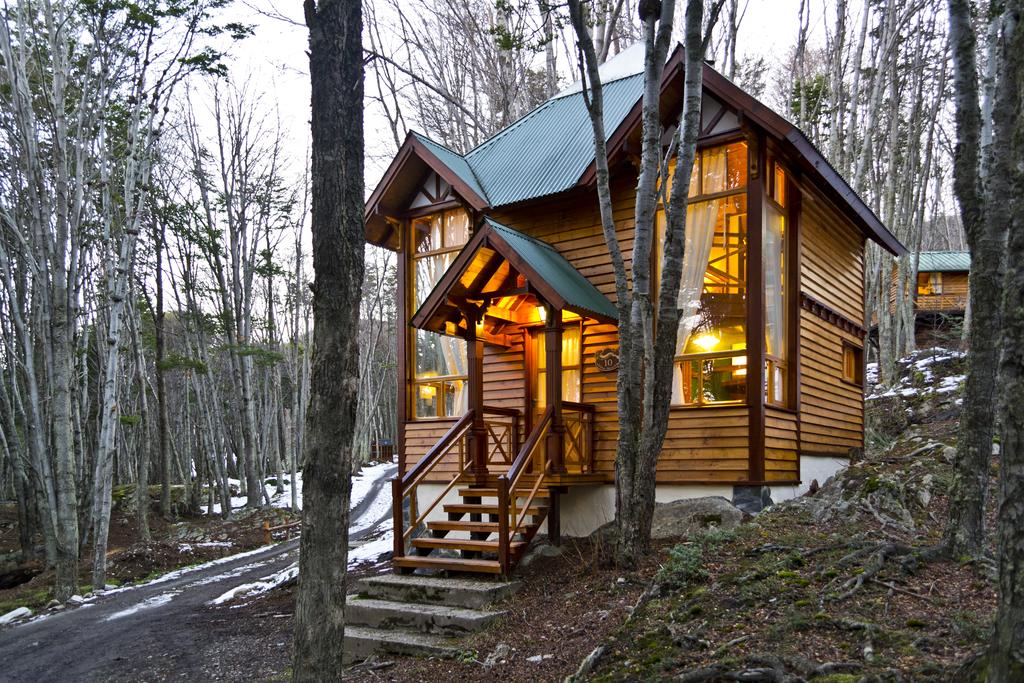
[
  {"left": 293, "top": 0, "right": 364, "bottom": 678},
  {"left": 941, "top": 0, "right": 1009, "bottom": 560},
  {"left": 567, "top": 0, "right": 723, "bottom": 568}
]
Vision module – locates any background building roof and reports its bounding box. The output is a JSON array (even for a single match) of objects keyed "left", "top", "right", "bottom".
[{"left": 918, "top": 251, "right": 970, "bottom": 272}]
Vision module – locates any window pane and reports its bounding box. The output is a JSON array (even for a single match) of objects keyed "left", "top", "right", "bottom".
[
  {"left": 414, "top": 215, "right": 442, "bottom": 254},
  {"left": 536, "top": 370, "right": 546, "bottom": 408},
  {"left": 414, "top": 329, "right": 466, "bottom": 378},
  {"left": 773, "top": 163, "right": 786, "bottom": 206},
  {"left": 414, "top": 252, "right": 456, "bottom": 308},
  {"left": 445, "top": 380, "right": 466, "bottom": 416},
  {"left": 415, "top": 381, "right": 440, "bottom": 418},
  {"left": 536, "top": 331, "right": 546, "bottom": 370},
  {"left": 672, "top": 357, "right": 746, "bottom": 404},
  {"left": 562, "top": 369, "right": 581, "bottom": 402},
  {"left": 444, "top": 211, "right": 469, "bottom": 247},
  {"left": 766, "top": 361, "right": 785, "bottom": 405},
  {"left": 764, "top": 203, "right": 786, "bottom": 358},
  {"left": 562, "top": 326, "right": 581, "bottom": 366},
  {"left": 702, "top": 146, "right": 728, "bottom": 194},
  {"left": 725, "top": 141, "right": 748, "bottom": 190}
]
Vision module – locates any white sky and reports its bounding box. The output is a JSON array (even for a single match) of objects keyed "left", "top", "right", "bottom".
[{"left": 223, "top": 0, "right": 834, "bottom": 191}]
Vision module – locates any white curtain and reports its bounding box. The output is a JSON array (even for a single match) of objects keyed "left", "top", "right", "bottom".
[
  {"left": 764, "top": 204, "right": 785, "bottom": 358},
  {"left": 670, "top": 197, "right": 721, "bottom": 403}
]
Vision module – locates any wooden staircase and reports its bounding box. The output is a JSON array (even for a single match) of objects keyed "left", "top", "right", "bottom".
[
  {"left": 392, "top": 406, "right": 558, "bottom": 577},
  {"left": 393, "top": 483, "right": 549, "bottom": 575}
]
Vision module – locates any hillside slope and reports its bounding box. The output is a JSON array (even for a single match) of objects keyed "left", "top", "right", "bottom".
[{"left": 588, "top": 349, "right": 995, "bottom": 682}]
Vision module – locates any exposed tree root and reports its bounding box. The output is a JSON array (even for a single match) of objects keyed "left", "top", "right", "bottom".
[
  {"left": 833, "top": 542, "right": 913, "bottom": 601},
  {"left": 675, "top": 653, "right": 862, "bottom": 682}
]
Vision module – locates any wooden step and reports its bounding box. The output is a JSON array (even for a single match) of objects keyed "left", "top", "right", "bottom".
[
  {"left": 427, "top": 520, "right": 539, "bottom": 534},
  {"left": 411, "top": 537, "right": 527, "bottom": 553},
  {"left": 393, "top": 556, "right": 502, "bottom": 574},
  {"left": 457, "top": 487, "right": 549, "bottom": 499},
  {"left": 443, "top": 503, "right": 546, "bottom": 516}
]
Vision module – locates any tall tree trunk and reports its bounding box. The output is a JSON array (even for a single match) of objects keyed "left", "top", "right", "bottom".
[
  {"left": 153, "top": 216, "right": 172, "bottom": 519},
  {"left": 988, "top": 3, "right": 1023, "bottom": 678},
  {"left": 293, "top": 0, "right": 364, "bottom": 678},
  {"left": 942, "top": 0, "right": 1006, "bottom": 560}
]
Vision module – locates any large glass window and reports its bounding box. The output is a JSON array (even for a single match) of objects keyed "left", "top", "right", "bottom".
[
  {"left": 411, "top": 210, "right": 470, "bottom": 418},
  {"left": 534, "top": 323, "right": 582, "bottom": 412},
  {"left": 660, "top": 141, "right": 749, "bottom": 405},
  {"left": 765, "top": 160, "right": 788, "bottom": 407}
]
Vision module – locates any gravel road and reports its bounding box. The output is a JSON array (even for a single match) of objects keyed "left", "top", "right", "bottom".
[{"left": 0, "top": 463, "right": 395, "bottom": 682}]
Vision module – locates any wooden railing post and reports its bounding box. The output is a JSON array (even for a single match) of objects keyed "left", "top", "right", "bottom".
[
  {"left": 544, "top": 306, "right": 566, "bottom": 474},
  {"left": 497, "top": 475, "right": 510, "bottom": 575},
  {"left": 262, "top": 519, "right": 271, "bottom": 545},
  {"left": 392, "top": 478, "right": 404, "bottom": 560}
]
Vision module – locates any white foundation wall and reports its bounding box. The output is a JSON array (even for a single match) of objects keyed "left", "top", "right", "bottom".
[
  {"left": 769, "top": 454, "right": 849, "bottom": 503},
  {"left": 412, "top": 454, "right": 848, "bottom": 539},
  {"left": 558, "top": 484, "right": 734, "bottom": 538}
]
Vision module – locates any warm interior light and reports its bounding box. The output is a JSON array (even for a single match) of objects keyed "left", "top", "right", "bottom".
[
  {"left": 475, "top": 317, "right": 485, "bottom": 334},
  {"left": 445, "top": 321, "right": 457, "bottom": 335},
  {"left": 537, "top": 306, "right": 547, "bottom": 322},
  {"left": 419, "top": 384, "right": 437, "bottom": 399},
  {"left": 693, "top": 333, "right": 720, "bottom": 351},
  {"left": 733, "top": 367, "right": 747, "bottom": 377}
]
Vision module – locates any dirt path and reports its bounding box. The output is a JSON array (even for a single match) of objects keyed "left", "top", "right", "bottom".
[{"left": 0, "top": 463, "right": 395, "bottom": 683}]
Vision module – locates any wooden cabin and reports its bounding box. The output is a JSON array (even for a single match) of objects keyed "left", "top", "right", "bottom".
[
  {"left": 916, "top": 251, "right": 970, "bottom": 314},
  {"left": 365, "top": 46, "right": 905, "bottom": 576}
]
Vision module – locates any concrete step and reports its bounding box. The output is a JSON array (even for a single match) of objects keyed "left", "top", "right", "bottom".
[
  {"left": 346, "top": 596, "right": 504, "bottom": 636},
  {"left": 355, "top": 573, "right": 520, "bottom": 609},
  {"left": 343, "top": 625, "right": 459, "bottom": 663}
]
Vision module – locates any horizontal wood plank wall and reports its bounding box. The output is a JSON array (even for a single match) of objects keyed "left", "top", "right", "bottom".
[
  {"left": 916, "top": 271, "right": 969, "bottom": 312},
  {"left": 799, "top": 187, "right": 864, "bottom": 456},
  {"left": 765, "top": 406, "right": 798, "bottom": 481},
  {"left": 493, "top": 173, "right": 749, "bottom": 484}
]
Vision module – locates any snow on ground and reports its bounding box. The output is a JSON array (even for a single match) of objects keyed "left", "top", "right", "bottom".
[
  {"left": 866, "top": 348, "right": 966, "bottom": 400},
  {"left": 202, "top": 459, "right": 396, "bottom": 514},
  {"left": 347, "top": 529, "right": 394, "bottom": 570},
  {"left": 210, "top": 563, "right": 299, "bottom": 606},
  {"left": 105, "top": 592, "right": 178, "bottom": 621}
]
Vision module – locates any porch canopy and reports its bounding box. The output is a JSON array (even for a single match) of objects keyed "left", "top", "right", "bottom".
[
  {"left": 411, "top": 217, "right": 616, "bottom": 482},
  {"left": 411, "top": 217, "right": 618, "bottom": 341}
]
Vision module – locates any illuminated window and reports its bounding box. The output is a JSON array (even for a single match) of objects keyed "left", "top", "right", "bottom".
[
  {"left": 765, "top": 160, "right": 788, "bottom": 407},
  {"left": 411, "top": 210, "right": 470, "bottom": 418},
  {"left": 842, "top": 342, "right": 864, "bottom": 386},
  {"left": 658, "top": 141, "right": 749, "bottom": 405},
  {"left": 917, "top": 272, "right": 943, "bottom": 296},
  {"left": 534, "top": 323, "right": 582, "bottom": 411}
]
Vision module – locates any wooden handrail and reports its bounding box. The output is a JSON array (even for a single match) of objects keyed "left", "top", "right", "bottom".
[
  {"left": 400, "top": 410, "right": 474, "bottom": 490},
  {"left": 482, "top": 405, "right": 521, "bottom": 417},
  {"left": 506, "top": 405, "right": 553, "bottom": 485},
  {"left": 562, "top": 401, "right": 595, "bottom": 414}
]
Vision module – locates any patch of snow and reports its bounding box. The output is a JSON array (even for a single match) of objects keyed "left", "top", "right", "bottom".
[
  {"left": 265, "top": 458, "right": 396, "bottom": 513},
  {"left": 105, "top": 591, "right": 178, "bottom": 621},
  {"left": 557, "top": 42, "right": 648, "bottom": 97},
  {"left": 209, "top": 563, "right": 299, "bottom": 606},
  {"left": 348, "top": 528, "right": 394, "bottom": 569},
  {"left": 937, "top": 374, "right": 966, "bottom": 394},
  {"left": 0, "top": 607, "right": 32, "bottom": 625},
  {"left": 97, "top": 544, "right": 277, "bottom": 596}
]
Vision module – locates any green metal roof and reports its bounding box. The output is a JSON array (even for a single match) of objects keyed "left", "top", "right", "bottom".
[
  {"left": 408, "top": 72, "right": 644, "bottom": 209},
  {"left": 484, "top": 218, "right": 619, "bottom": 321},
  {"left": 918, "top": 251, "right": 970, "bottom": 272}
]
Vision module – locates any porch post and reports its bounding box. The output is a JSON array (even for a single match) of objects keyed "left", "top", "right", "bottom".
[
  {"left": 465, "top": 306, "right": 489, "bottom": 484},
  {"left": 544, "top": 304, "right": 566, "bottom": 474}
]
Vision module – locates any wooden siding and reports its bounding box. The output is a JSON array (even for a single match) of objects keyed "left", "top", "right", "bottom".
[
  {"left": 401, "top": 170, "right": 869, "bottom": 484},
  {"left": 916, "top": 271, "right": 969, "bottom": 312},
  {"left": 798, "top": 187, "right": 864, "bottom": 457}
]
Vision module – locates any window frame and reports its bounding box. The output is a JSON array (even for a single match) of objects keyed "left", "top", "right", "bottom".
[
  {"left": 658, "top": 139, "right": 751, "bottom": 408},
  {"left": 841, "top": 340, "right": 865, "bottom": 387},
  {"left": 764, "top": 158, "right": 789, "bottom": 408},
  {"left": 408, "top": 209, "right": 471, "bottom": 420}
]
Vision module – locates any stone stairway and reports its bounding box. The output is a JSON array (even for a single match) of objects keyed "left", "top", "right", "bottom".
[{"left": 344, "top": 573, "right": 520, "bottom": 663}]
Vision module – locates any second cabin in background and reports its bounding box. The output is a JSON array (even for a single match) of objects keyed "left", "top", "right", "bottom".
[{"left": 365, "top": 45, "right": 905, "bottom": 576}]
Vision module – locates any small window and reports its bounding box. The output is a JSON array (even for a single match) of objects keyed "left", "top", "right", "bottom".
[{"left": 842, "top": 342, "right": 864, "bottom": 386}]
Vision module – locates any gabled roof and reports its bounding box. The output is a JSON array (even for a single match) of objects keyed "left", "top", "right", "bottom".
[
  {"left": 918, "top": 251, "right": 970, "bottom": 272},
  {"left": 411, "top": 218, "right": 618, "bottom": 334},
  {"left": 367, "top": 44, "right": 906, "bottom": 256}
]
